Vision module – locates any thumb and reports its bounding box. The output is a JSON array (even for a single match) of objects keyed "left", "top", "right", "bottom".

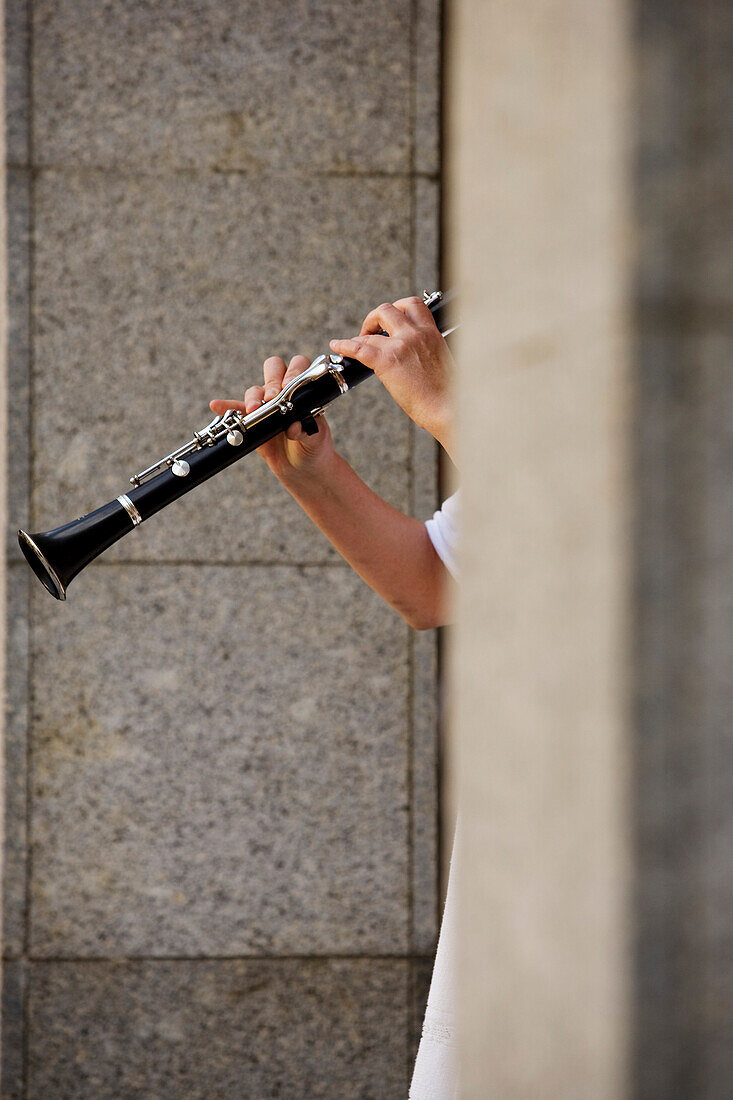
[{"left": 285, "top": 413, "right": 327, "bottom": 442}]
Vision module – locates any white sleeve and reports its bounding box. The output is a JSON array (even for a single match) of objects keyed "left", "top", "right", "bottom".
[{"left": 424, "top": 490, "right": 460, "bottom": 579}]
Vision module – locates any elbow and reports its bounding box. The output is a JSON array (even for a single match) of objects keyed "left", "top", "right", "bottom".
[
  {"left": 402, "top": 603, "right": 444, "bottom": 632},
  {"left": 410, "top": 615, "right": 441, "bottom": 632},
  {"left": 399, "top": 543, "right": 451, "bottom": 631}
]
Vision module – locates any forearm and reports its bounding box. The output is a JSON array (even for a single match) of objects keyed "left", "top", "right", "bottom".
[{"left": 280, "top": 453, "right": 448, "bottom": 630}]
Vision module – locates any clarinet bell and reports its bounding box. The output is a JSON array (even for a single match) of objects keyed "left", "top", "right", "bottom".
[
  {"left": 18, "top": 497, "right": 137, "bottom": 600},
  {"left": 17, "top": 528, "right": 70, "bottom": 600}
]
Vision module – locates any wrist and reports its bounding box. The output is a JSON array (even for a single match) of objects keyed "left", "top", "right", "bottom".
[
  {"left": 423, "top": 405, "right": 455, "bottom": 460},
  {"left": 276, "top": 445, "right": 342, "bottom": 491}
]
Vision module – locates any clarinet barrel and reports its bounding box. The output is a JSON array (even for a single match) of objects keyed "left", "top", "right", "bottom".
[{"left": 18, "top": 291, "right": 452, "bottom": 600}]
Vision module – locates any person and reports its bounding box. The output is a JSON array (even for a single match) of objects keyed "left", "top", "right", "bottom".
[{"left": 210, "top": 295, "right": 460, "bottom": 1099}]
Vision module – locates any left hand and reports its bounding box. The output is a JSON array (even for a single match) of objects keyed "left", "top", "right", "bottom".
[{"left": 209, "top": 354, "right": 337, "bottom": 484}]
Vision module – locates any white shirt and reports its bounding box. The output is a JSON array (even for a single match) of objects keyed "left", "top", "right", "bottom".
[
  {"left": 425, "top": 491, "right": 460, "bottom": 579},
  {"left": 411, "top": 489, "right": 461, "bottom": 1099},
  {"left": 409, "top": 822, "right": 461, "bottom": 1099}
]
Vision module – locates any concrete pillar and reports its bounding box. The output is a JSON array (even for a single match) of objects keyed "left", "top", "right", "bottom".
[
  {"left": 448, "top": 1, "right": 631, "bottom": 1096},
  {"left": 449, "top": 2, "right": 733, "bottom": 1098}
]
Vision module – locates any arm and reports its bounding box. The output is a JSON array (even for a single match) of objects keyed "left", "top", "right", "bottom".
[
  {"left": 209, "top": 297, "right": 455, "bottom": 629},
  {"left": 279, "top": 452, "right": 449, "bottom": 631},
  {"left": 210, "top": 355, "right": 450, "bottom": 630}
]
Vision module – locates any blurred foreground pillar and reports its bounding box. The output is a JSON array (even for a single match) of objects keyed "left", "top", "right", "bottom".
[
  {"left": 449, "top": 0, "right": 733, "bottom": 1096},
  {"left": 447, "top": 1, "right": 631, "bottom": 1096}
]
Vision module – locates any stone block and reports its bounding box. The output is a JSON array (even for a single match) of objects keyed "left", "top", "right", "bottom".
[
  {"left": 5, "top": 0, "right": 29, "bottom": 165},
  {"left": 1, "top": 959, "right": 26, "bottom": 1100},
  {"left": 31, "top": 170, "right": 413, "bottom": 565},
  {"left": 415, "top": 0, "right": 441, "bottom": 176},
  {"left": 6, "top": 168, "right": 30, "bottom": 560},
  {"left": 28, "top": 958, "right": 409, "bottom": 1099},
  {"left": 30, "top": 564, "right": 410, "bottom": 956},
  {"left": 409, "top": 175, "right": 441, "bottom": 951},
  {"left": 409, "top": 955, "right": 434, "bottom": 1069},
  {"left": 410, "top": 625, "right": 439, "bottom": 953},
  {"left": 414, "top": 176, "right": 441, "bottom": 305},
  {"left": 32, "top": 0, "right": 412, "bottom": 173},
  {"left": 4, "top": 565, "right": 29, "bottom": 958}
]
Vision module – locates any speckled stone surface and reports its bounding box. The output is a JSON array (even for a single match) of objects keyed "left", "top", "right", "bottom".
[
  {"left": 410, "top": 626, "right": 440, "bottom": 954},
  {"left": 5, "top": 0, "right": 29, "bottom": 165},
  {"left": 32, "top": 0, "right": 412, "bottom": 173},
  {"left": 415, "top": 0, "right": 441, "bottom": 176},
  {"left": 7, "top": 0, "right": 443, "bottom": 1091},
  {"left": 409, "top": 956, "right": 434, "bottom": 1070},
  {"left": 414, "top": 177, "right": 441, "bottom": 305},
  {"left": 410, "top": 172, "right": 441, "bottom": 953},
  {"left": 3, "top": 566, "right": 29, "bottom": 959},
  {"left": 30, "top": 564, "right": 410, "bottom": 956},
  {"left": 6, "top": 169, "right": 30, "bottom": 560},
  {"left": 1, "top": 960, "right": 25, "bottom": 1100},
  {"left": 28, "top": 958, "right": 409, "bottom": 1099},
  {"left": 31, "top": 170, "right": 413, "bottom": 564}
]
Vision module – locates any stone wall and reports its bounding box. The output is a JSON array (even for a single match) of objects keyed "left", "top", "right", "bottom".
[
  {"left": 0, "top": 0, "right": 6, "bottom": 1081},
  {"left": 2, "top": 2, "right": 442, "bottom": 1095}
]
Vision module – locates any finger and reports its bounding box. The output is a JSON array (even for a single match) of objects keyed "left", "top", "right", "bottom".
[
  {"left": 329, "top": 335, "right": 385, "bottom": 372},
  {"left": 392, "top": 295, "right": 436, "bottom": 327},
  {"left": 262, "top": 356, "right": 287, "bottom": 402},
  {"left": 359, "top": 301, "right": 412, "bottom": 337},
  {"left": 286, "top": 413, "right": 325, "bottom": 441},
  {"left": 244, "top": 384, "right": 265, "bottom": 413},
  {"left": 283, "top": 353, "right": 311, "bottom": 384},
  {"left": 209, "top": 398, "right": 248, "bottom": 415}
]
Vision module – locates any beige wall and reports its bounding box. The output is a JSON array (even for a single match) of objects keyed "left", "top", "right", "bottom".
[{"left": 448, "top": 1, "right": 631, "bottom": 1096}]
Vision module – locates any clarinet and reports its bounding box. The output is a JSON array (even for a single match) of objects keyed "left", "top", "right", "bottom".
[{"left": 19, "top": 290, "right": 453, "bottom": 600}]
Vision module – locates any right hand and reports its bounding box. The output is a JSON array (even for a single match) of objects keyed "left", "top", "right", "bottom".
[
  {"left": 329, "top": 296, "right": 454, "bottom": 458},
  {"left": 209, "top": 354, "right": 336, "bottom": 483}
]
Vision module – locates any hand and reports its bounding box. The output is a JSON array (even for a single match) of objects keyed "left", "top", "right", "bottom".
[
  {"left": 329, "top": 296, "right": 454, "bottom": 455},
  {"left": 209, "top": 354, "right": 336, "bottom": 483}
]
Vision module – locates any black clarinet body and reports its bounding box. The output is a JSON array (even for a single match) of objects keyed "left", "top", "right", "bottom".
[{"left": 19, "top": 291, "right": 451, "bottom": 600}]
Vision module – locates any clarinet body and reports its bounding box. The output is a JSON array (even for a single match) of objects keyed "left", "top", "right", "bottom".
[{"left": 19, "top": 290, "right": 450, "bottom": 600}]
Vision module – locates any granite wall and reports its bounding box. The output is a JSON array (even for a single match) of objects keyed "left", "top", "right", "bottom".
[{"left": 2, "top": 2, "right": 442, "bottom": 1096}]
